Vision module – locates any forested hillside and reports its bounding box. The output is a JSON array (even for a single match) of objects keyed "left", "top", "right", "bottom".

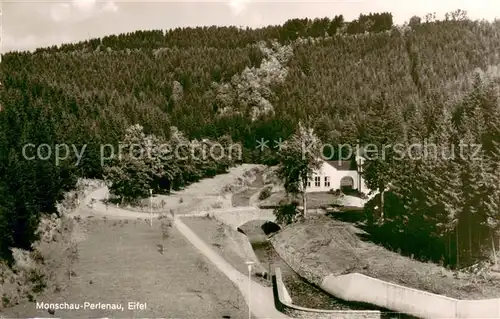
[{"left": 1, "top": 10, "right": 500, "bottom": 267}]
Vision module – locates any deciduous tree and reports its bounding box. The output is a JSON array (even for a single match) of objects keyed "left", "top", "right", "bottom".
[{"left": 276, "top": 123, "right": 322, "bottom": 218}]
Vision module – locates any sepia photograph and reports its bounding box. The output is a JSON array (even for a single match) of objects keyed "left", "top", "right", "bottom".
[{"left": 1, "top": 0, "right": 500, "bottom": 318}]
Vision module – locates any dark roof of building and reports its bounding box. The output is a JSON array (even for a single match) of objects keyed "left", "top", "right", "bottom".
[{"left": 325, "top": 160, "right": 355, "bottom": 171}]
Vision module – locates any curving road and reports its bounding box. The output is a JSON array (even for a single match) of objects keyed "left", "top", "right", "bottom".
[{"left": 72, "top": 186, "right": 288, "bottom": 319}]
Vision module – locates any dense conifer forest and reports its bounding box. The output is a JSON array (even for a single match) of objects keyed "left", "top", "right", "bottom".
[{"left": 1, "top": 10, "right": 500, "bottom": 268}]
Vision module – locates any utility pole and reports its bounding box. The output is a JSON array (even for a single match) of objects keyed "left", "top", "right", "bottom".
[
  {"left": 104, "top": 177, "right": 109, "bottom": 211},
  {"left": 244, "top": 261, "right": 254, "bottom": 319},
  {"left": 149, "top": 189, "right": 153, "bottom": 227}
]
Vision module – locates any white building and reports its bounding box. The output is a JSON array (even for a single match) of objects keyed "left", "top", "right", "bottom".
[{"left": 306, "top": 151, "right": 369, "bottom": 194}]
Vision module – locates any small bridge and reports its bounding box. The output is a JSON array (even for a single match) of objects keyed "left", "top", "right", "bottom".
[{"left": 195, "top": 207, "right": 277, "bottom": 231}]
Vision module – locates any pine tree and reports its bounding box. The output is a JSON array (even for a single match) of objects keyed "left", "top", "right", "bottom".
[{"left": 360, "top": 94, "right": 405, "bottom": 221}]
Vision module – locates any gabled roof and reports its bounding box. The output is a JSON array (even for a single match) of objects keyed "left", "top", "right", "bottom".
[{"left": 325, "top": 160, "right": 355, "bottom": 171}]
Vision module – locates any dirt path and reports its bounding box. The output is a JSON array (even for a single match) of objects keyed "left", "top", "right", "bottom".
[
  {"left": 232, "top": 171, "right": 264, "bottom": 207},
  {"left": 70, "top": 167, "right": 288, "bottom": 319},
  {"left": 176, "top": 218, "right": 287, "bottom": 318}
]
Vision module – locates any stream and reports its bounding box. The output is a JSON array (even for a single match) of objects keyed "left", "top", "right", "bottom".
[
  {"left": 233, "top": 172, "right": 413, "bottom": 318},
  {"left": 237, "top": 218, "right": 370, "bottom": 311},
  {"left": 247, "top": 228, "right": 415, "bottom": 318},
  {"left": 248, "top": 233, "right": 372, "bottom": 310}
]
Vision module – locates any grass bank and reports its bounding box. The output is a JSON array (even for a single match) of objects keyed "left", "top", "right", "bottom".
[
  {"left": 2, "top": 218, "right": 248, "bottom": 318},
  {"left": 0, "top": 179, "right": 104, "bottom": 311},
  {"left": 271, "top": 216, "right": 500, "bottom": 300},
  {"left": 181, "top": 216, "right": 270, "bottom": 285},
  {"left": 258, "top": 191, "right": 341, "bottom": 209}
]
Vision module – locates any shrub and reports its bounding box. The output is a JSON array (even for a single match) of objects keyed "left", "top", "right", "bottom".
[
  {"left": 66, "top": 241, "right": 79, "bottom": 280},
  {"left": 243, "top": 168, "right": 255, "bottom": 178},
  {"left": 2, "top": 293, "right": 9, "bottom": 307},
  {"left": 273, "top": 199, "right": 300, "bottom": 225},
  {"left": 28, "top": 269, "right": 46, "bottom": 293},
  {"left": 258, "top": 186, "right": 272, "bottom": 200},
  {"left": 195, "top": 257, "right": 209, "bottom": 273},
  {"left": 30, "top": 250, "right": 45, "bottom": 265},
  {"left": 160, "top": 219, "right": 171, "bottom": 240},
  {"left": 211, "top": 201, "right": 223, "bottom": 209}
]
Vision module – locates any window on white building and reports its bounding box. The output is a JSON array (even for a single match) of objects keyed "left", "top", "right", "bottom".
[
  {"left": 324, "top": 176, "right": 330, "bottom": 187},
  {"left": 307, "top": 180, "right": 311, "bottom": 187},
  {"left": 314, "top": 176, "right": 321, "bottom": 187}
]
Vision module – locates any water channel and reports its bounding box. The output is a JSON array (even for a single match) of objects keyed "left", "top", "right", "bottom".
[
  {"left": 233, "top": 173, "right": 415, "bottom": 318},
  {"left": 242, "top": 223, "right": 415, "bottom": 318}
]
